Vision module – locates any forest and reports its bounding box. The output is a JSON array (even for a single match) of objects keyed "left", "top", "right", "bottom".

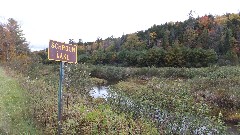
[
  {"left": 0, "top": 12, "right": 240, "bottom": 134},
  {"left": 38, "top": 12, "right": 240, "bottom": 68}
]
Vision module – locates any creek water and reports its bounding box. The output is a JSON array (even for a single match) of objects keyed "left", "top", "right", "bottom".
[{"left": 90, "top": 86, "right": 109, "bottom": 98}]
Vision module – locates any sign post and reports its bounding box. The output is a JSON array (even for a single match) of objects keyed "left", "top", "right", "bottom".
[
  {"left": 58, "top": 61, "right": 64, "bottom": 135},
  {"left": 48, "top": 40, "right": 77, "bottom": 135}
]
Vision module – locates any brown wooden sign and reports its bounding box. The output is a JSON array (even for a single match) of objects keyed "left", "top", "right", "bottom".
[{"left": 48, "top": 40, "right": 77, "bottom": 63}]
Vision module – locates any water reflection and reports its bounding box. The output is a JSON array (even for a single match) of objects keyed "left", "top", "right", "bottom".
[{"left": 90, "top": 86, "right": 109, "bottom": 98}]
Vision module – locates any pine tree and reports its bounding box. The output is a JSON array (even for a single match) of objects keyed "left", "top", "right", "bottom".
[{"left": 7, "top": 18, "right": 30, "bottom": 55}]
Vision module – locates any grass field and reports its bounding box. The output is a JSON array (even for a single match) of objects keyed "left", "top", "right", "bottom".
[{"left": 0, "top": 67, "right": 40, "bottom": 134}]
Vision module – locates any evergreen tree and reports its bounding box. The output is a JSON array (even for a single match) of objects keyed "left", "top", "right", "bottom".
[
  {"left": 197, "top": 28, "right": 209, "bottom": 49},
  {"left": 162, "top": 30, "right": 170, "bottom": 49},
  {"left": 169, "top": 28, "right": 175, "bottom": 46},
  {"left": 224, "top": 28, "right": 235, "bottom": 53},
  {"left": 6, "top": 18, "right": 30, "bottom": 55}
]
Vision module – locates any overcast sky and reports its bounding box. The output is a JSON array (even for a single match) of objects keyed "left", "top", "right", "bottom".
[{"left": 0, "top": 0, "right": 240, "bottom": 51}]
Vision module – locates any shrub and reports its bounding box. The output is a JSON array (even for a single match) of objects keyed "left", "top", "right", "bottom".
[{"left": 78, "top": 54, "right": 90, "bottom": 63}]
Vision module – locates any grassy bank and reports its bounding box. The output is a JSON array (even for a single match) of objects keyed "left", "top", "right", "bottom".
[{"left": 0, "top": 67, "right": 40, "bottom": 134}]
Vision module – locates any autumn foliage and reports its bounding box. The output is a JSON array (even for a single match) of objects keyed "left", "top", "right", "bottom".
[
  {"left": 61, "top": 13, "right": 240, "bottom": 67},
  {"left": 0, "top": 18, "right": 29, "bottom": 63}
]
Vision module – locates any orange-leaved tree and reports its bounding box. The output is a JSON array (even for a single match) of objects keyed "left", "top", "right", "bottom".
[{"left": 0, "top": 18, "right": 29, "bottom": 63}]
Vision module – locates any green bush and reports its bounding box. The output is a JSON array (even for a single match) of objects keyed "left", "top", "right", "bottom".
[
  {"left": 90, "top": 65, "right": 130, "bottom": 81},
  {"left": 146, "top": 47, "right": 165, "bottom": 67},
  {"left": 78, "top": 54, "right": 90, "bottom": 63}
]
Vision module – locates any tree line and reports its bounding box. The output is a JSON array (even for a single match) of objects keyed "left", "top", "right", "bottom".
[
  {"left": 2, "top": 13, "right": 240, "bottom": 68},
  {"left": 60, "top": 12, "right": 238, "bottom": 67}
]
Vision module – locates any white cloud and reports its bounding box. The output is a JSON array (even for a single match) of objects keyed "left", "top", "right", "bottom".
[{"left": 0, "top": 0, "right": 239, "bottom": 50}]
